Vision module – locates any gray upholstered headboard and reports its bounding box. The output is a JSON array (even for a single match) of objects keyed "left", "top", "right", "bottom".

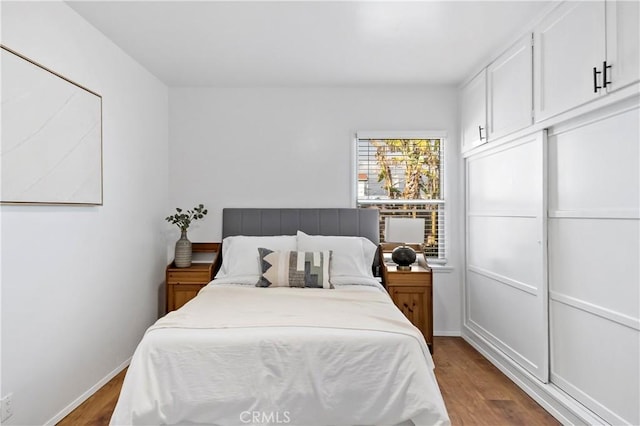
[{"left": 222, "top": 208, "right": 380, "bottom": 244}]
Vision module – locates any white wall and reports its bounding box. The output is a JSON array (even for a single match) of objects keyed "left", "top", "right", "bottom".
[
  {"left": 169, "top": 86, "right": 462, "bottom": 335},
  {"left": 0, "top": 2, "right": 169, "bottom": 425}
]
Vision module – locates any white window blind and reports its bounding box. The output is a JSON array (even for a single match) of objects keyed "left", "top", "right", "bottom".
[{"left": 355, "top": 133, "right": 446, "bottom": 262}]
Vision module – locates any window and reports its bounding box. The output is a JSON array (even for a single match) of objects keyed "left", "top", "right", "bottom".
[{"left": 355, "top": 132, "right": 446, "bottom": 262}]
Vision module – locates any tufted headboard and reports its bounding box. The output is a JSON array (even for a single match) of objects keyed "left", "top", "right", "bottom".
[
  {"left": 221, "top": 208, "right": 381, "bottom": 275},
  {"left": 222, "top": 208, "right": 379, "bottom": 244},
  {"left": 220, "top": 208, "right": 380, "bottom": 275}
]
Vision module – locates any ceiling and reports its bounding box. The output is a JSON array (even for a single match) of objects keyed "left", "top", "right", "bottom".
[{"left": 67, "top": 1, "right": 552, "bottom": 87}]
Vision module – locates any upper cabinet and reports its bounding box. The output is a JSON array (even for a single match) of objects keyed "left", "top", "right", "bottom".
[
  {"left": 460, "top": 0, "right": 638, "bottom": 154},
  {"left": 461, "top": 34, "right": 534, "bottom": 153},
  {"left": 534, "top": 0, "right": 639, "bottom": 122},
  {"left": 460, "top": 69, "right": 487, "bottom": 153},
  {"left": 534, "top": 1, "right": 605, "bottom": 121},
  {"left": 487, "top": 34, "right": 534, "bottom": 141},
  {"left": 606, "top": 0, "right": 640, "bottom": 91}
]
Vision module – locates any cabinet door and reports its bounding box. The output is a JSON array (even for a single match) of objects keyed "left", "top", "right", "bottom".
[
  {"left": 606, "top": 0, "right": 640, "bottom": 91},
  {"left": 534, "top": 1, "right": 606, "bottom": 122},
  {"left": 488, "top": 34, "right": 533, "bottom": 140},
  {"left": 168, "top": 284, "right": 204, "bottom": 311},
  {"left": 461, "top": 69, "right": 487, "bottom": 153},
  {"left": 389, "top": 285, "right": 432, "bottom": 345}
]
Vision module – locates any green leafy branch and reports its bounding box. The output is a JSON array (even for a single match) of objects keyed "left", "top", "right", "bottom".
[
  {"left": 371, "top": 139, "right": 441, "bottom": 200},
  {"left": 165, "top": 204, "right": 208, "bottom": 231}
]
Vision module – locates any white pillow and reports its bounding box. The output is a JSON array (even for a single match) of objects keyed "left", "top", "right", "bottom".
[
  {"left": 211, "top": 275, "right": 261, "bottom": 286},
  {"left": 330, "top": 275, "right": 384, "bottom": 289},
  {"left": 360, "top": 238, "right": 378, "bottom": 273},
  {"left": 296, "top": 231, "right": 377, "bottom": 278},
  {"left": 215, "top": 235, "right": 297, "bottom": 279}
]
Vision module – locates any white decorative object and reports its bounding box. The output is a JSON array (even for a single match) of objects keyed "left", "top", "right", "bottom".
[
  {"left": 385, "top": 217, "right": 425, "bottom": 244},
  {"left": 1, "top": 46, "right": 102, "bottom": 205}
]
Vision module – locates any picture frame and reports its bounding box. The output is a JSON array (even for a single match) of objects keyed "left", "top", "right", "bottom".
[{"left": 1, "top": 45, "right": 103, "bottom": 205}]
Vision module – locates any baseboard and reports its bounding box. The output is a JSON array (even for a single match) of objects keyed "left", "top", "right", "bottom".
[
  {"left": 44, "top": 357, "right": 131, "bottom": 426},
  {"left": 462, "top": 325, "right": 608, "bottom": 426}
]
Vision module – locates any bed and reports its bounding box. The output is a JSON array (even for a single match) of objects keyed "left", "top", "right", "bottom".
[{"left": 110, "top": 208, "right": 450, "bottom": 426}]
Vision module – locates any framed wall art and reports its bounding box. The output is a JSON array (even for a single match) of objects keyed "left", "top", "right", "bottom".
[{"left": 1, "top": 45, "right": 103, "bottom": 205}]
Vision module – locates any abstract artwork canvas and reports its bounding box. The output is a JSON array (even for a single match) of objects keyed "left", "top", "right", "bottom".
[{"left": 1, "top": 46, "right": 102, "bottom": 205}]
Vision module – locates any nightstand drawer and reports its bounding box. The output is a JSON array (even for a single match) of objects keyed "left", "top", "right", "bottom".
[
  {"left": 384, "top": 272, "right": 431, "bottom": 286},
  {"left": 167, "top": 270, "right": 211, "bottom": 284}
]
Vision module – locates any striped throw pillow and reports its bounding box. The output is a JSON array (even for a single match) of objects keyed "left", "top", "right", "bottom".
[{"left": 256, "top": 248, "right": 332, "bottom": 289}]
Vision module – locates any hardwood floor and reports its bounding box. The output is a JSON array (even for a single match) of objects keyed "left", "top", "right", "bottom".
[
  {"left": 58, "top": 337, "right": 559, "bottom": 425},
  {"left": 432, "top": 337, "right": 559, "bottom": 425},
  {"left": 57, "top": 369, "right": 126, "bottom": 426}
]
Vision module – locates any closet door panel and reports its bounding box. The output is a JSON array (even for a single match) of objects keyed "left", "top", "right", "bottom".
[
  {"left": 468, "top": 271, "right": 547, "bottom": 377},
  {"left": 551, "top": 301, "right": 639, "bottom": 425},
  {"left": 465, "top": 131, "right": 547, "bottom": 382},
  {"left": 549, "top": 218, "right": 639, "bottom": 319},
  {"left": 548, "top": 108, "right": 639, "bottom": 214},
  {"left": 468, "top": 216, "right": 541, "bottom": 288},
  {"left": 548, "top": 105, "right": 639, "bottom": 425},
  {"left": 467, "top": 137, "right": 542, "bottom": 214}
]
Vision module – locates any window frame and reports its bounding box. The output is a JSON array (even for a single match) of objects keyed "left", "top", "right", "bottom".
[{"left": 354, "top": 131, "right": 447, "bottom": 264}]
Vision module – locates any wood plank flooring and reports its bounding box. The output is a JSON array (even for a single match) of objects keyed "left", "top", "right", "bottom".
[
  {"left": 57, "top": 368, "right": 126, "bottom": 426},
  {"left": 58, "top": 337, "right": 559, "bottom": 425},
  {"left": 432, "top": 337, "right": 559, "bottom": 425}
]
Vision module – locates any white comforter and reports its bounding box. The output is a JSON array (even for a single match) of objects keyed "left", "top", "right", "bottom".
[{"left": 110, "top": 284, "right": 450, "bottom": 426}]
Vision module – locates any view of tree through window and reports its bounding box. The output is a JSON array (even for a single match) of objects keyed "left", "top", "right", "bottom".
[{"left": 356, "top": 137, "right": 445, "bottom": 261}]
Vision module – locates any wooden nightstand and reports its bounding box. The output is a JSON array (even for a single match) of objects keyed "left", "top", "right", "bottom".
[
  {"left": 166, "top": 243, "right": 219, "bottom": 313},
  {"left": 380, "top": 244, "right": 433, "bottom": 353}
]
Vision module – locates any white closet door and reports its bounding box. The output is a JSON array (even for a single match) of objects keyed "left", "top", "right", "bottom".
[
  {"left": 465, "top": 131, "right": 548, "bottom": 382},
  {"left": 548, "top": 106, "right": 639, "bottom": 425}
]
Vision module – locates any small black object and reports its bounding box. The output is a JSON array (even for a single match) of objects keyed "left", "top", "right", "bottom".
[
  {"left": 593, "top": 66, "right": 602, "bottom": 93},
  {"left": 391, "top": 245, "right": 417, "bottom": 271},
  {"left": 603, "top": 61, "right": 612, "bottom": 88}
]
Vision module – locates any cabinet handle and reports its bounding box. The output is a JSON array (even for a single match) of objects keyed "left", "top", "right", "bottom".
[
  {"left": 603, "top": 61, "right": 612, "bottom": 88},
  {"left": 478, "top": 125, "right": 485, "bottom": 141},
  {"left": 593, "top": 66, "right": 602, "bottom": 93}
]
